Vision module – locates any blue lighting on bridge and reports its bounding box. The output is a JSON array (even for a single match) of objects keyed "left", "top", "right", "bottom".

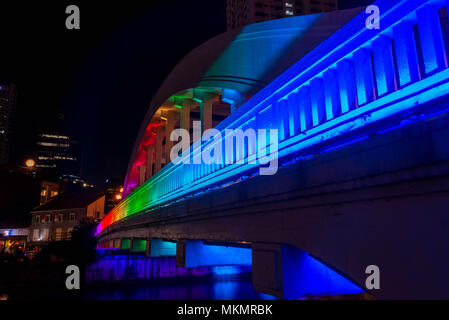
[
  {"left": 150, "top": 239, "right": 177, "bottom": 257},
  {"left": 183, "top": 241, "right": 252, "bottom": 268},
  {"left": 98, "top": 0, "right": 449, "bottom": 236},
  {"left": 280, "top": 245, "right": 363, "bottom": 298}
]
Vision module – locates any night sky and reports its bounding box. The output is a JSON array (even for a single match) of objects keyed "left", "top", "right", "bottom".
[{"left": 0, "top": 0, "right": 373, "bottom": 187}]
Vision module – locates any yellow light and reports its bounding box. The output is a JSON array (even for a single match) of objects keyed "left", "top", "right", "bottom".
[
  {"left": 25, "top": 159, "right": 35, "bottom": 168},
  {"left": 119, "top": 187, "right": 124, "bottom": 193},
  {"left": 160, "top": 116, "right": 168, "bottom": 121},
  {"left": 115, "top": 194, "right": 122, "bottom": 200}
]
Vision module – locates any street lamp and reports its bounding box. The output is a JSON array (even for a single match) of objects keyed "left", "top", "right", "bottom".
[{"left": 25, "top": 159, "right": 35, "bottom": 168}]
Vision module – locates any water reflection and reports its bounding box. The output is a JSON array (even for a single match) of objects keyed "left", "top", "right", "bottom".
[{"left": 84, "top": 276, "right": 278, "bottom": 300}]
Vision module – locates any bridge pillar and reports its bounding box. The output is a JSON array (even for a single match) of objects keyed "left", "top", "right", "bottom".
[
  {"left": 145, "top": 145, "right": 154, "bottom": 180},
  {"left": 201, "top": 100, "right": 213, "bottom": 133},
  {"left": 393, "top": 21, "right": 420, "bottom": 86},
  {"left": 252, "top": 243, "right": 363, "bottom": 299},
  {"left": 337, "top": 59, "right": 357, "bottom": 113},
  {"left": 138, "top": 165, "right": 146, "bottom": 185},
  {"left": 417, "top": 4, "right": 447, "bottom": 74},
  {"left": 146, "top": 238, "right": 177, "bottom": 257},
  {"left": 145, "top": 238, "right": 151, "bottom": 256},
  {"left": 193, "top": 90, "right": 218, "bottom": 134},
  {"left": 155, "top": 125, "right": 164, "bottom": 173},
  {"left": 176, "top": 240, "right": 252, "bottom": 268},
  {"left": 165, "top": 110, "right": 179, "bottom": 165},
  {"left": 180, "top": 99, "right": 192, "bottom": 134}
]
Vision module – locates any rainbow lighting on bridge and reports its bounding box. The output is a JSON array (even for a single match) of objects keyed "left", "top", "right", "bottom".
[{"left": 97, "top": 0, "right": 449, "bottom": 236}]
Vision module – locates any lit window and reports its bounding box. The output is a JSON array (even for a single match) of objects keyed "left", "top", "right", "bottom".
[
  {"left": 33, "top": 229, "right": 39, "bottom": 241},
  {"left": 40, "top": 134, "right": 69, "bottom": 140},
  {"left": 37, "top": 142, "right": 70, "bottom": 148}
]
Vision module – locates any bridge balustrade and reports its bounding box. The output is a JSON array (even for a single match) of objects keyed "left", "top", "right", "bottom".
[{"left": 97, "top": 0, "right": 449, "bottom": 235}]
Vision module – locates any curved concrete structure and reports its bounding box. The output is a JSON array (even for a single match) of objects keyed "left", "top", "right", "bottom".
[
  {"left": 123, "top": 8, "right": 363, "bottom": 194},
  {"left": 98, "top": 0, "right": 449, "bottom": 299}
]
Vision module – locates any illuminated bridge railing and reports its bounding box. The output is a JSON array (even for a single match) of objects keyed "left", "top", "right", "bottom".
[{"left": 97, "top": 0, "right": 449, "bottom": 235}]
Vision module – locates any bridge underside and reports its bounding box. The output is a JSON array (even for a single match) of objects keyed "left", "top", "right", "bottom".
[{"left": 98, "top": 109, "right": 449, "bottom": 299}]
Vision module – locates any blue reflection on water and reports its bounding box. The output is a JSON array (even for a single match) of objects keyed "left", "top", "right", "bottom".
[{"left": 84, "top": 276, "right": 277, "bottom": 300}]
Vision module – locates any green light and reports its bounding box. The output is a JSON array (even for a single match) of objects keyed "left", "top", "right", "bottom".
[
  {"left": 120, "top": 238, "right": 131, "bottom": 250},
  {"left": 132, "top": 239, "right": 147, "bottom": 252}
]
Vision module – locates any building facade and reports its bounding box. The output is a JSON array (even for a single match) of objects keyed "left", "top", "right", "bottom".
[
  {"left": 40, "top": 180, "right": 60, "bottom": 205},
  {"left": 30, "top": 192, "right": 105, "bottom": 243},
  {"left": 0, "top": 84, "right": 16, "bottom": 165},
  {"left": 226, "top": 0, "right": 338, "bottom": 30}
]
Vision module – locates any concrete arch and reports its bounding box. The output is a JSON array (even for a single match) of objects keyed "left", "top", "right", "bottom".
[{"left": 122, "top": 7, "right": 363, "bottom": 194}]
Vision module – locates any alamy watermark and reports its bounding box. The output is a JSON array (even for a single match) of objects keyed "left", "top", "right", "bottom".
[
  {"left": 169, "top": 121, "right": 279, "bottom": 176},
  {"left": 366, "top": 5, "right": 380, "bottom": 30},
  {"left": 65, "top": 265, "right": 80, "bottom": 290},
  {"left": 365, "top": 264, "right": 380, "bottom": 290},
  {"left": 66, "top": 5, "right": 80, "bottom": 30}
]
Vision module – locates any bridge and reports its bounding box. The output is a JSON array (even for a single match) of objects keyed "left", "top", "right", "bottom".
[{"left": 96, "top": 0, "right": 449, "bottom": 299}]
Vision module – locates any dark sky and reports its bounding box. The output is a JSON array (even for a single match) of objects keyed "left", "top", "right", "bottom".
[{"left": 0, "top": 0, "right": 372, "bottom": 187}]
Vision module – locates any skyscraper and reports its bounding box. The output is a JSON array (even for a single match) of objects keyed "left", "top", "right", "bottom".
[
  {"left": 0, "top": 84, "right": 16, "bottom": 165},
  {"left": 34, "top": 133, "right": 82, "bottom": 178},
  {"left": 226, "top": 0, "right": 338, "bottom": 30}
]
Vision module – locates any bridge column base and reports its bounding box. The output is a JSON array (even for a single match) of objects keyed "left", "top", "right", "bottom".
[
  {"left": 130, "top": 238, "right": 146, "bottom": 253},
  {"left": 176, "top": 240, "right": 252, "bottom": 268},
  {"left": 145, "top": 238, "right": 177, "bottom": 257},
  {"left": 252, "top": 243, "right": 363, "bottom": 299}
]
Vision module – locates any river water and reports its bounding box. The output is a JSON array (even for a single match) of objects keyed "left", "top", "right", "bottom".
[
  {"left": 84, "top": 254, "right": 276, "bottom": 300},
  {"left": 84, "top": 276, "right": 277, "bottom": 300},
  {"left": 83, "top": 254, "right": 369, "bottom": 300}
]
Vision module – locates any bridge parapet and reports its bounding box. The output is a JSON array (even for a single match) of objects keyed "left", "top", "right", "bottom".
[{"left": 98, "top": 0, "right": 449, "bottom": 236}]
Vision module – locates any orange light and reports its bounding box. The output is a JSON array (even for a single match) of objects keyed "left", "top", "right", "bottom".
[
  {"left": 25, "top": 159, "right": 35, "bottom": 168},
  {"left": 119, "top": 187, "right": 124, "bottom": 193},
  {"left": 115, "top": 194, "right": 122, "bottom": 200}
]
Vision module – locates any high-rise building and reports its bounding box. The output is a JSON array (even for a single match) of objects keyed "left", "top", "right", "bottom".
[
  {"left": 34, "top": 133, "right": 82, "bottom": 178},
  {"left": 226, "top": 0, "right": 338, "bottom": 30},
  {"left": 0, "top": 84, "right": 17, "bottom": 165}
]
